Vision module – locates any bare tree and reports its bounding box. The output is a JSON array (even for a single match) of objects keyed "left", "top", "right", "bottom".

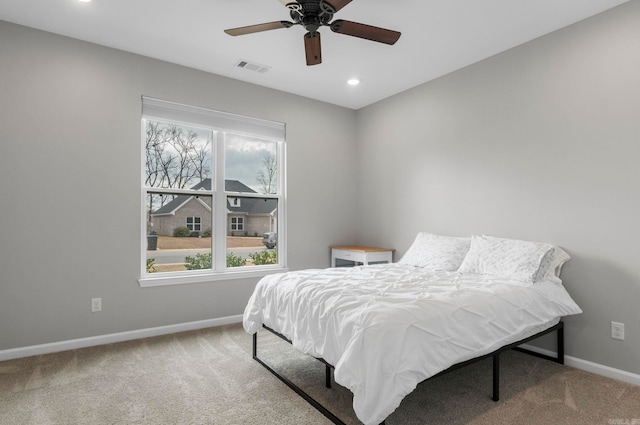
[
  {"left": 257, "top": 152, "right": 277, "bottom": 194},
  {"left": 145, "top": 121, "right": 165, "bottom": 188},
  {"left": 145, "top": 121, "right": 211, "bottom": 209}
]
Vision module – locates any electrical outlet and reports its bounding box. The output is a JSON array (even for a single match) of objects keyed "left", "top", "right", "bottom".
[
  {"left": 611, "top": 321, "right": 625, "bottom": 340},
  {"left": 91, "top": 297, "right": 102, "bottom": 312}
]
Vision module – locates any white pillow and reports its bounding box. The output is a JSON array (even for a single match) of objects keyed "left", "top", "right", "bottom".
[
  {"left": 543, "top": 247, "right": 571, "bottom": 283},
  {"left": 398, "top": 233, "right": 471, "bottom": 271},
  {"left": 458, "top": 235, "right": 556, "bottom": 284}
]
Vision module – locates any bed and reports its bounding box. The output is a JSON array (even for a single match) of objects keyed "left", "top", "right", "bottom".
[{"left": 243, "top": 233, "right": 583, "bottom": 425}]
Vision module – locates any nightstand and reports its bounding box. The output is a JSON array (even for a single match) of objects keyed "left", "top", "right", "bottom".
[{"left": 330, "top": 245, "right": 394, "bottom": 268}]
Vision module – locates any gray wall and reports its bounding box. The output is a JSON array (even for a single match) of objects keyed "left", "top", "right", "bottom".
[
  {"left": 0, "top": 21, "right": 357, "bottom": 349},
  {"left": 355, "top": 1, "right": 640, "bottom": 373}
]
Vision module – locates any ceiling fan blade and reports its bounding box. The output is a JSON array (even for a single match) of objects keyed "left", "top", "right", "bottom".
[
  {"left": 304, "top": 32, "right": 322, "bottom": 66},
  {"left": 330, "top": 19, "right": 401, "bottom": 45},
  {"left": 224, "top": 21, "right": 293, "bottom": 36},
  {"left": 325, "top": 0, "right": 352, "bottom": 12}
]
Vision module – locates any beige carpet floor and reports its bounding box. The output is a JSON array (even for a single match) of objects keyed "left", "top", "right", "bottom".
[{"left": 1, "top": 323, "right": 639, "bottom": 424}]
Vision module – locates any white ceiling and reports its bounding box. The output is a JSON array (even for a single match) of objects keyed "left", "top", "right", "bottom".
[{"left": 0, "top": 0, "right": 629, "bottom": 109}]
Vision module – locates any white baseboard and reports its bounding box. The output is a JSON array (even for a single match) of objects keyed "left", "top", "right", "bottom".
[
  {"left": 0, "top": 315, "right": 243, "bottom": 362},
  {"left": 519, "top": 343, "right": 640, "bottom": 386}
]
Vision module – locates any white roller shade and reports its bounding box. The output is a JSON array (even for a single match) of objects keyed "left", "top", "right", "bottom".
[{"left": 142, "top": 96, "right": 285, "bottom": 141}]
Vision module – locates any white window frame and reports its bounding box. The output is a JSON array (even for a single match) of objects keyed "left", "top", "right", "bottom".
[{"left": 139, "top": 97, "right": 287, "bottom": 287}]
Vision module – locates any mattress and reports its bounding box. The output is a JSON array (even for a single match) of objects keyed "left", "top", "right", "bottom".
[{"left": 243, "top": 263, "right": 582, "bottom": 425}]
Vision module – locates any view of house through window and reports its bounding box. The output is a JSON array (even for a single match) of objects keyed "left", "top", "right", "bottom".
[{"left": 142, "top": 97, "right": 284, "bottom": 280}]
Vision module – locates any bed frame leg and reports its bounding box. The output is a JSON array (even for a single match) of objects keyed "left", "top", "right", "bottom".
[
  {"left": 326, "top": 364, "right": 332, "bottom": 388},
  {"left": 252, "top": 332, "right": 257, "bottom": 358},
  {"left": 492, "top": 353, "right": 500, "bottom": 402},
  {"left": 557, "top": 324, "right": 565, "bottom": 365}
]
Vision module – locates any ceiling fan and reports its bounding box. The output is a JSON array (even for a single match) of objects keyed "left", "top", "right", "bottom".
[{"left": 224, "top": 0, "right": 401, "bottom": 66}]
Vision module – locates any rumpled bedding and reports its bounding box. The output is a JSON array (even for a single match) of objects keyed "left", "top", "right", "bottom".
[{"left": 243, "top": 263, "right": 582, "bottom": 425}]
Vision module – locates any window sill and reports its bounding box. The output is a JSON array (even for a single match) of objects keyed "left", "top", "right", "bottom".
[{"left": 138, "top": 266, "right": 288, "bottom": 288}]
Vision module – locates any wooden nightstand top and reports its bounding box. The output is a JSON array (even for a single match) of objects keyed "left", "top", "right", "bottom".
[{"left": 330, "top": 245, "right": 393, "bottom": 253}]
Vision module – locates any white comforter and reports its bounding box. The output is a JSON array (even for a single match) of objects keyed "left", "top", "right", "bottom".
[{"left": 243, "top": 264, "right": 582, "bottom": 425}]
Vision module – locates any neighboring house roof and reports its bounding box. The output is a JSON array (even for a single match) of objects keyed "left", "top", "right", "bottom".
[
  {"left": 224, "top": 179, "right": 255, "bottom": 193},
  {"left": 150, "top": 179, "right": 276, "bottom": 216},
  {"left": 228, "top": 197, "right": 277, "bottom": 215}
]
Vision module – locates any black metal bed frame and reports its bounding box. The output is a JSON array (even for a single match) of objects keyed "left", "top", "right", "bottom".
[{"left": 253, "top": 320, "right": 564, "bottom": 425}]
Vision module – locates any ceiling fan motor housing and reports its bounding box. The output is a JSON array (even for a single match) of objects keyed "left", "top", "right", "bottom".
[{"left": 288, "top": 0, "right": 336, "bottom": 33}]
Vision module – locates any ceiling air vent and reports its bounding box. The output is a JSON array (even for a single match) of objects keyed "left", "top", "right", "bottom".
[{"left": 236, "top": 59, "right": 270, "bottom": 73}]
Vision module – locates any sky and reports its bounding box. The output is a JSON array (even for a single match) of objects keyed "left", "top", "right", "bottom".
[{"left": 224, "top": 134, "right": 278, "bottom": 193}]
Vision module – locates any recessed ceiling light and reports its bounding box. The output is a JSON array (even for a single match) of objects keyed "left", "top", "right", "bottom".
[
  {"left": 347, "top": 79, "right": 360, "bottom": 86},
  {"left": 78, "top": 0, "right": 91, "bottom": 3}
]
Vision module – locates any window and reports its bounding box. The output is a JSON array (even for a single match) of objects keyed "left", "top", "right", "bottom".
[
  {"left": 186, "top": 217, "right": 201, "bottom": 232},
  {"left": 230, "top": 217, "right": 244, "bottom": 231},
  {"left": 140, "top": 97, "right": 286, "bottom": 287}
]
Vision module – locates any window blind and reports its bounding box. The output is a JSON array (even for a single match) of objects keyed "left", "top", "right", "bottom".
[{"left": 142, "top": 96, "right": 285, "bottom": 141}]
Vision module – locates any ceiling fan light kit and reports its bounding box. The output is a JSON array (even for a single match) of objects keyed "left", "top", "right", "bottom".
[{"left": 224, "top": 0, "right": 401, "bottom": 66}]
